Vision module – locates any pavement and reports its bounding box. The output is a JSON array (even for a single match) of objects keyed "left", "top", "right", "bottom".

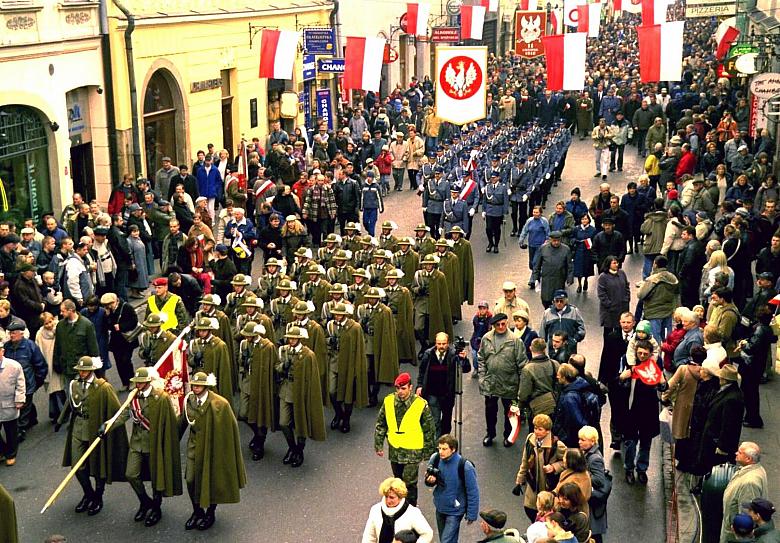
[{"left": 4, "top": 137, "right": 776, "bottom": 542}]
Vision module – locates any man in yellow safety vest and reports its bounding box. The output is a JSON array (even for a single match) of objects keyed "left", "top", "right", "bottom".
[{"left": 145, "top": 277, "right": 189, "bottom": 334}]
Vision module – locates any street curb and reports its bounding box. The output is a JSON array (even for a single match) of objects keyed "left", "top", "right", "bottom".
[{"left": 662, "top": 441, "right": 700, "bottom": 543}]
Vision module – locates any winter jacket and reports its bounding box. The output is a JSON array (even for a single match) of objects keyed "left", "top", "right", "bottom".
[
  {"left": 196, "top": 165, "right": 222, "bottom": 199},
  {"left": 638, "top": 268, "right": 680, "bottom": 319},
  {"left": 552, "top": 377, "right": 592, "bottom": 446},
  {"left": 517, "top": 354, "right": 560, "bottom": 414},
  {"left": 333, "top": 178, "right": 362, "bottom": 215},
  {"left": 597, "top": 270, "right": 630, "bottom": 328},
  {"left": 427, "top": 451, "right": 479, "bottom": 521},
  {"left": 519, "top": 217, "right": 550, "bottom": 248},
  {"left": 477, "top": 330, "right": 527, "bottom": 399},
  {"left": 539, "top": 304, "right": 586, "bottom": 349},
  {"left": 3, "top": 339, "right": 46, "bottom": 394}
]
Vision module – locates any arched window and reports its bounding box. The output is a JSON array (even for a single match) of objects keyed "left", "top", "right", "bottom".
[{"left": 143, "top": 69, "right": 182, "bottom": 178}]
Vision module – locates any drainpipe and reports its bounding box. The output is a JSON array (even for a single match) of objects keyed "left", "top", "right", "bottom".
[
  {"left": 98, "top": 0, "right": 119, "bottom": 186},
  {"left": 330, "top": 0, "right": 343, "bottom": 121},
  {"left": 112, "top": 0, "right": 143, "bottom": 177}
]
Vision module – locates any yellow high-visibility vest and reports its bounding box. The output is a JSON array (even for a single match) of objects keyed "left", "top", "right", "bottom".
[
  {"left": 148, "top": 294, "right": 181, "bottom": 331},
  {"left": 384, "top": 394, "right": 425, "bottom": 450}
]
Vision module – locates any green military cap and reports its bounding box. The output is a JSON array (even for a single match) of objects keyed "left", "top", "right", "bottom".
[
  {"left": 421, "top": 254, "right": 440, "bottom": 265},
  {"left": 194, "top": 316, "right": 219, "bottom": 330},
  {"left": 380, "top": 220, "right": 397, "bottom": 230},
  {"left": 276, "top": 279, "right": 294, "bottom": 291},
  {"left": 364, "top": 287, "right": 383, "bottom": 299},
  {"left": 352, "top": 268, "right": 369, "bottom": 278},
  {"left": 199, "top": 293, "right": 222, "bottom": 306},
  {"left": 142, "top": 313, "right": 167, "bottom": 328},
  {"left": 292, "top": 301, "right": 314, "bottom": 315},
  {"left": 284, "top": 326, "right": 308, "bottom": 339},
  {"left": 435, "top": 238, "right": 450, "bottom": 247},
  {"left": 265, "top": 257, "right": 282, "bottom": 267},
  {"left": 385, "top": 269, "right": 404, "bottom": 280},
  {"left": 190, "top": 372, "right": 215, "bottom": 387},
  {"left": 344, "top": 222, "right": 360, "bottom": 232},
  {"left": 230, "top": 274, "right": 252, "bottom": 286},
  {"left": 323, "top": 233, "right": 341, "bottom": 244},
  {"left": 306, "top": 264, "right": 325, "bottom": 275},
  {"left": 330, "top": 302, "right": 350, "bottom": 315},
  {"left": 414, "top": 223, "right": 430, "bottom": 232},
  {"left": 130, "top": 367, "right": 154, "bottom": 383},
  {"left": 329, "top": 283, "right": 347, "bottom": 294},
  {"left": 240, "top": 322, "right": 266, "bottom": 337},
  {"left": 333, "top": 249, "right": 349, "bottom": 260},
  {"left": 241, "top": 296, "right": 265, "bottom": 309},
  {"left": 397, "top": 237, "right": 414, "bottom": 246},
  {"left": 374, "top": 249, "right": 391, "bottom": 260},
  {"left": 360, "top": 235, "right": 373, "bottom": 244},
  {"left": 448, "top": 225, "right": 465, "bottom": 235},
  {"left": 74, "top": 356, "right": 98, "bottom": 372},
  {"left": 294, "top": 246, "right": 312, "bottom": 258}
]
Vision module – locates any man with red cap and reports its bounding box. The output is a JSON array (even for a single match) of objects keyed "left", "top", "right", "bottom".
[
  {"left": 374, "top": 371, "right": 436, "bottom": 506},
  {"left": 145, "top": 277, "right": 189, "bottom": 334}
]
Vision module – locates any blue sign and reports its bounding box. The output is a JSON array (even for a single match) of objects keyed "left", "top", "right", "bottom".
[
  {"left": 304, "top": 28, "right": 335, "bottom": 55},
  {"left": 303, "top": 54, "right": 316, "bottom": 81},
  {"left": 317, "top": 58, "right": 345, "bottom": 73},
  {"left": 302, "top": 82, "right": 312, "bottom": 130},
  {"left": 316, "top": 88, "right": 333, "bottom": 131}
]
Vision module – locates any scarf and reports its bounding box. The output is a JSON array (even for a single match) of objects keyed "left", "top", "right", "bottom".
[{"left": 379, "top": 499, "right": 410, "bottom": 543}]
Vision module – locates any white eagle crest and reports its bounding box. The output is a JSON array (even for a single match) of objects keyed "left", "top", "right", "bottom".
[
  {"left": 444, "top": 60, "right": 478, "bottom": 97},
  {"left": 520, "top": 15, "right": 541, "bottom": 44}
]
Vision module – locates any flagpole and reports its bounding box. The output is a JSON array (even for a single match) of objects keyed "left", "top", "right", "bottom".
[{"left": 41, "top": 323, "right": 192, "bottom": 514}]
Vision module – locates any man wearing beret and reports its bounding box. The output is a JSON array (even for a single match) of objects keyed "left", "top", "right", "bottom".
[
  {"left": 374, "top": 372, "right": 436, "bottom": 506},
  {"left": 145, "top": 277, "right": 189, "bottom": 335}
]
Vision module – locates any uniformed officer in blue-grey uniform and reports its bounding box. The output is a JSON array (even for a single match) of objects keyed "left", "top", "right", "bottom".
[
  {"left": 421, "top": 167, "right": 450, "bottom": 237},
  {"left": 442, "top": 185, "right": 469, "bottom": 236},
  {"left": 481, "top": 172, "right": 508, "bottom": 254}
]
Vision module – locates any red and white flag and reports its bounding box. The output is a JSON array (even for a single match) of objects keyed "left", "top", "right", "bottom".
[
  {"left": 543, "top": 33, "right": 587, "bottom": 91},
  {"left": 435, "top": 46, "right": 488, "bottom": 125},
  {"left": 563, "top": 0, "right": 586, "bottom": 27},
  {"left": 519, "top": 0, "right": 539, "bottom": 10},
  {"left": 577, "top": 3, "right": 603, "bottom": 37},
  {"left": 460, "top": 5, "right": 487, "bottom": 40},
  {"left": 344, "top": 36, "right": 385, "bottom": 92},
  {"left": 258, "top": 29, "right": 299, "bottom": 80},
  {"left": 406, "top": 3, "right": 431, "bottom": 36},
  {"left": 614, "top": 0, "right": 642, "bottom": 14},
  {"left": 480, "top": 0, "right": 499, "bottom": 12},
  {"left": 638, "top": 21, "right": 684, "bottom": 83},
  {"left": 715, "top": 17, "right": 740, "bottom": 60},
  {"left": 641, "top": 0, "right": 671, "bottom": 25},
  {"left": 153, "top": 327, "right": 190, "bottom": 415}
]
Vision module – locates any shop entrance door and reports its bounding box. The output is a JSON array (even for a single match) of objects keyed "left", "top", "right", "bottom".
[
  {"left": 222, "top": 99, "right": 234, "bottom": 158},
  {"left": 70, "top": 142, "right": 95, "bottom": 202}
]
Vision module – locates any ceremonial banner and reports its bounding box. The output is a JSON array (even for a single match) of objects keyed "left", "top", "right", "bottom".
[
  {"left": 258, "top": 30, "right": 299, "bottom": 80},
  {"left": 153, "top": 328, "right": 190, "bottom": 415},
  {"left": 435, "top": 46, "right": 488, "bottom": 125},
  {"left": 406, "top": 3, "right": 431, "bottom": 36},
  {"left": 515, "top": 11, "right": 546, "bottom": 59},
  {"left": 460, "top": 5, "right": 487, "bottom": 40},
  {"left": 542, "top": 33, "right": 587, "bottom": 91},
  {"left": 715, "top": 17, "right": 740, "bottom": 60},
  {"left": 641, "top": 0, "right": 672, "bottom": 25},
  {"left": 344, "top": 36, "right": 385, "bottom": 92},
  {"left": 637, "top": 21, "right": 685, "bottom": 83},
  {"left": 577, "top": 2, "right": 603, "bottom": 37}
]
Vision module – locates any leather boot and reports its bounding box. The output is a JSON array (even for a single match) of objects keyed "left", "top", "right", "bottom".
[
  {"left": 74, "top": 471, "right": 93, "bottom": 513},
  {"left": 282, "top": 427, "right": 296, "bottom": 465},
  {"left": 330, "top": 396, "right": 342, "bottom": 429},
  {"left": 197, "top": 505, "right": 216, "bottom": 530},
  {"left": 185, "top": 507, "right": 204, "bottom": 530},
  {"left": 291, "top": 439, "right": 305, "bottom": 468},
  {"left": 341, "top": 404, "right": 353, "bottom": 434},
  {"left": 252, "top": 434, "right": 266, "bottom": 461},
  {"left": 87, "top": 480, "right": 105, "bottom": 516},
  {"left": 144, "top": 492, "right": 163, "bottom": 526},
  {"left": 134, "top": 492, "right": 152, "bottom": 521}
]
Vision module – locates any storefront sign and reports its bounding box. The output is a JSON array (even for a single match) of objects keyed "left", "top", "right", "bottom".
[
  {"left": 302, "top": 82, "right": 312, "bottom": 129},
  {"left": 685, "top": 2, "right": 735, "bottom": 17},
  {"left": 431, "top": 26, "right": 460, "bottom": 42},
  {"left": 304, "top": 28, "right": 335, "bottom": 54},
  {"left": 190, "top": 78, "right": 222, "bottom": 93},
  {"left": 303, "top": 54, "right": 317, "bottom": 81},
  {"left": 317, "top": 58, "right": 345, "bottom": 73},
  {"left": 316, "top": 88, "right": 333, "bottom": 130},
  {"left": 749, "top": 73, "right": 780, "bottom": 137},
  {"left": 515, "top": 11, "right": 546, "bottom": 59}
]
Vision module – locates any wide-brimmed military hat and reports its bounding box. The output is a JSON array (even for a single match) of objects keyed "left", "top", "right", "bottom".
[
  {"left": 330, "top": 302, "right": 350, "bottom": 315},
  {"left": 380, "top": 220, "right": 397, "bottom": 230},
  {"left": 448, "top": 226, "right": 465, "bottom": 235},
  {"left": 292, "top": 300, "right": 314, "bottom": 315},
  {"left": 373, "top": 249, "right": 391, "bottom": 259},
  {"left": 74, "top": 356, "right": 99, "bottom": 372},
  {"left": 352, "top": 268, "right": 369, "bottom": 278},
  {"left": 241, "top": 296, "right": 265, "bottom": 309},
  {"left": 200, "top": 294, "right": 221, "bottom": 306},
  {"left": 397, "top": 237, "right": 414, "bottom": 246},
  {"left": 240, "top": 322, "right": 266, "bottom": 337},
  {"left": 130, "top": 367, "right": 155, "bottom": 383},
  {"left": 421, "top": 254, "right": 440, "bottom": 265},
  {"left": 344, "top": 222, "right": 360, "bottom": 232},
  {"left": 230, "top": 274, "right": 252, "bottom": 286},
  {"left": 329, "top": 283, "right": 347, "bottom": 294},
  {"left": 364, "top": 287, "right": 383, "bottom": 299},
  {"left": 294, "top": 246, "right": 312, "bottom": 258},
  {"left": 385, "top": 269, "right": 404, "bottom": 280},
  {"left": 194, "top": 317, "right": 219, "bottom": 331},
  {"left": 265, "top": 257, "right": 282, "bottom": 267},
  {"left": 333, "top": 249, "right": 349, "bottom": 260},
  {"left": 143, "top": 313, "right": 168, "bottom": 328},
  {"left": 414, "top": 223, "right": 430, "bottom": 232},
  {"left": 435, "top": 238, "right": 450, "bottom": 247},
  {"left": 284, "top": 326, "right": 308, "bottom": 339},
  {"left": 190, "top": 372, "right": 215, "bottom": 387},
  {"left": 276, "top": 279, "right": 294, "bottom": 291},
  {"left": 323, "top": 233, "right": 341, "bottom": 244},
  {"left": 306, "top": 264, "right": 326, "bottom": 275}
]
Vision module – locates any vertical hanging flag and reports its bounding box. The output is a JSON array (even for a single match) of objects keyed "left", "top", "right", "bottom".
[
  {"left": 577, "top": 3, "right": 603, "bottom": 37},
  {"left": 638, "top": 21, "right": 685, "bottom": 83},
  {"left": 614, "top": 0, "right": 642, "bottom": 14},
  {"left": 542, "top": 33, "right": 587, "bottom": 91},
  {"left": 519, "top": 0, "right": 540, "bottom": 10},
  {"left": 435, "top": 46, "right": 488, "bottom": 124},
  {"left": 563, "top": 0, "right": 586, "bottom": 27},
  {"left": 258, "top": 29, "right": 299, "bottom": 79},
  {"left": 641, "top": 0, "right": 671, "bottom": 25},
  {"left": 460, "top": 5, "right": 487, "bottom": 40},
  {"left": 406, "top": 3, "right": 431, "bottom": 36},
  {"left": 715, "top": 17, "right": 740, "bottom": 60},
  {"left": 344, "top": 36, "right": 385, "bottom": 92},
  {"left": 480, "top": 0, "right": 499, "bottom": 11}
]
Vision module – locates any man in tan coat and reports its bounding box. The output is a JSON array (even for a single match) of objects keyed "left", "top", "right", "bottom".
[{"left": 405, "top": 127, "right": 426, "bottom": 191}]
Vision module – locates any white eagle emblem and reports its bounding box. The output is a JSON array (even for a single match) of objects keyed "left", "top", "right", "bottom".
[
  {"left": 520, "top": 15, "right": 541, "bottom": 44},
  {"left": 444, "top": 60, "right": 478, "bottom": 98}
]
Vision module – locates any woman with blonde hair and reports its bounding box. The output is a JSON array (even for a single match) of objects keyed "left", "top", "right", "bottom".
[
  {"left": 700, "top": 249, "right": 733, "bottom": 305},
  {"left": 281, "top": 215, "right": 310, "bottom": 264},
  {"left": 526, "top": 491, "right": 557, "bottom": 543},
  {"left": 35, "top": 312, "right": 64, "bottom": 422},
  {"left": 361, "top": 477, "right": 433, "bottom": 543}
]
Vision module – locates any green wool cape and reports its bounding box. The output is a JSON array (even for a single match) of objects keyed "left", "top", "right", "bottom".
[
  {"left": 369, "top": 303, "right": 400, "bottom": 384},
  {"left": 248, "top": 338, "right": 279, "bottom": 429},
  {"left": 386, "top": 286, "right": 416, "bottom": 361},
  {"left": 437, "top": 250, "right": 463, "bottom": 321},
  {"left": 427, "top": 270, "right": 454, "bottom": 342},
  {"left": 335, "top": 319, "right": 368, "bottom": 407},
  {"left": 201, "top": 337, "right": 234, "bottom": 401},
  {"left": 0, "top": 483, "right": 18, "bottom": 543},
  {"left": 451, "top": 238, "right": 475, "bottom": 305},
  {"left": 300, "top": 319, "right": 329, "bottom": 406},
  {"left": 291, "top": 346, "right": 327, "bottom": 441},
  {"left": 146, "top": 388, "right": 183, "bottom": 497}
]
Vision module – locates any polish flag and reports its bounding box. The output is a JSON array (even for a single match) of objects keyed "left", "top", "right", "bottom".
[
  {"left": 715, "top": 17, "right": 740, "bottom": 60},
  {"left": 518, "top": 0, "right": 539, "bottom": 9},
  {"left": 153, "top": 326, "right": 190, "bottom": 415},
  {"left": 549, "top": 8, "right": 561, "bottom": 34},
  {"left": 258, "top": 30, "right": 299, "bottom": 80},
  {"left": 638, "top": 21, "right": 685, "bottom": 83},
  {"left": 577, "top": 3, "right": 602, "bottom": 37},
  {"left": 480, "top": 0, "right": 499, "bottom": 11},
  {"left": 461, "top": 5, "right": 487, "bottom": 40},
  {"left": 641, "top": 0, "right": 671, "bottom": 25},
  {"left": 543, "top": 33, "right": 587, "bottom": 91},
  {"left": 406, "top": 3, "right": 431, "bottom": 37},
  {"left": 614, "top": 0, "right": 642, "bottom": 14},
  {"left": 344, "top": 36, "right": 385, "bottom": 92}
]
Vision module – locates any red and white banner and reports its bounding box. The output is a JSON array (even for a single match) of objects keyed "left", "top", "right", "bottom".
[
  {"left": 153, "top": 327, "right": 190, "bottom": 415},
  {"left": 637, "top": 21, "right": 685, "bottom": 83},
  {"left": 563, "top": 0, "right": 586, "bottom": 27},
  {"left": 614, "top": 0, "right": 642, "bottom": 14},
  {"left": 715, "top": 17, "right": 740, "bottom": 60},
  {"left": 258, "top": 29, "right": 299, "bottom": 80},
  {"left": 480, "top": 0, "right": 499, "bottom": 12},
  {"left": 406, "top": 3, "right": 431, "bottom": 36},
  {"left": 344, "top": 36, "right": 385, "bottom": 92},
  {"left": 435, "top": 46, "right": 487, "bottom": 124},
  {"left": 460, "top": 5, "right": 487, "bottom": 40},
  {"left": 641, "top": 0, "right": 671, "bottom": 25},
  {"left": 515, "top": 11, "right": 546, "bottom": 59},
  {"left": 577, "top": 2, "right": 602, "bottom": 37},
  {"left": 543, "top": 33, "right": 587, "bottom": 91},
  {"left": 519, "top": 0, "right": 540, "bottom": 10}
]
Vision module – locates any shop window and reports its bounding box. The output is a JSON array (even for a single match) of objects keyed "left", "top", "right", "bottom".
[
  {"left": 143, "top": 69, "right": 183, "bottom": 177},
  {"left": 0, "top": 106, "right": 53, "bottom": 226}
]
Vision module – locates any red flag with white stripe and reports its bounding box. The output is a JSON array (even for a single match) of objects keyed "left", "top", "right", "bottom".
[
  {"left": 638, "top": 21, "right": 685, "bottom": 83},
  {"left": 461, "top": 5, "right": 487, "bottom": 40},
  {"left": 715, "top": 17, "right": 740, "bottom": 60},
  {"left": 480, "top": 0, "right": 499, "bottom": 12},
  {"left": 543, "top": 33, "right": 587, "bottom": 91},
  {"left": 258, "top": 30, "right": 298, "bottom": 80},
  {"left": 406, "top": 3, "right": 431, "bottom": 36},
  {"left": 577, "top": 3, "right": 602, "bottom": 37},
  {"left": 519, "top": 0, "right": 540, "bottom": 9},
  {"left": 344, "top": 36, "right": 385, "bottom": 92},
  {"left": 641, "top": 0, "right": 670, "bottom": 25},
  {"left": 614, "top": 0, "right": 642, "bottom": 14},
  {"left": 153, "top": 327, "right": 190, "bottom": 415}
]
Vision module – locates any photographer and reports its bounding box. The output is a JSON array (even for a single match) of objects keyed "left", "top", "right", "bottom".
[
  {"left": 425, "top": 435, "right": 479, "bottom": 543},
  {"left": 416, "top": 333, "right": 469, "bottom": 437}
]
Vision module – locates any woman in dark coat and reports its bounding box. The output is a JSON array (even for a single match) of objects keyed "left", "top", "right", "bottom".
[
  {"left": 597, "top": 256, "right": 630, "bottom": 338},
  {"left": 579, "top": 426, "right": 609, "bottom": 543},
  {"left": 737, "top": 306, "right": 774, "bottom": 429},
  {"left": 281, "top": 216, "right": 311, "bottom": 264},
  {"left": 572, "top": 213, "right": 596, "bottom": 292},
  {"left": 257, "top": 213, "right": 284, "bottom": 263},
  {"left": 686, "top": 362, "right": 720, "bottom": 478},
  {"left": 696, "top": 364, "right": 744, "bottom": 475},
  {"left": 273, "top": 185, "right": 302, "bottom": 219},
  {"left": 619, "top": 182, "right": 648, "bottom": 254},
  {"left": 721, "top": 223, "right": 753, "bottom": 308}
]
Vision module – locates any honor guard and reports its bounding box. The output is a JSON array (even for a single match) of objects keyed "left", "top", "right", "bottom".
[
  {"left": 482, "top": 171, "right": 509, "bottom": 253},
  {"left": 256, "top": 258, "right": 287, "bottom": 304},
  {"left": 442, "top": 185, "right": 468, "bottom": 235},
  {"left": 354, "top": 235, "right": 377, "bottom": 270},
  {"left": 145, "top": 277, "right": 189, "bottom": 334},
  {"left": 299, "top": 265, "right": 332, "bottom": 320},
  {"left": 326, "top": 249, "right": 355, "bottom": 286},
  {"left": 383, "top": 269, "right": 417, "bottom": 367},
  {"left": 138, "top": 313, "right": 176, "bottom": 367},
  {"left": 322, "top": 283, "right": 353, "bottom": 323},
  {"left": 268, "top": 279, "right": 300, "bottom": 342},
  {"left": 289, "top": 301, "right": 329, "bottom": 404},
  {"left": 356, "top": 287, "right": 399, "bottom": 407},
  {"left": 412, "top": 254, "right": 453, "bottom": 357},
  {"left": 448, "top": 226, "right": 476, "bottom": 307},
  {"left": 276, "top": 327, "right": 326, "bottom": 467},
  {"left": 421, "top": 167, "right": 449, "bottom": 236},
  {"left": 349, "top": 268, "right": 371, "bottom": 307},
  {"left": 392, "top": 237, "right": 419, "bottom": 289},
  {"left": 225, "top": 274, "right": 253, "bottom": 320},
  {"left": 236, "top": 296, "right": 275, "bottom": 345},
  {"left": 288, "top": 247, "right": 313, "bottom": 286},
  {"left": 366, "top": 249, "right": 394, "bottom": 288},
  {"left": 325, "top": 303, "right": 368, "bottom": 433},
  {"left": 180, "top": 372, "right": 246, "bottom": 531},
  {"left": 189, "top": 318, "right": 233, "bottom": 400},
  {"left": 239, "top": 323, "right": 278, "bottom": 461},
  {"left": 341, "top": 222, "right": 363, "bottom": 253},
  {"left": 317, "top": 233, "right": 342, "bottom": 270},
  {"left": 377, "top": 221, "right": 399, "bottom": 252},
  {"left": 509, "top": 158, "right": 532, "bottom": 236},
  {"left": 434, "top": 238, "right": 464, "bottom": 323},
  {"left": 195, "top": 294, "right": 236, "bottom": 388}
]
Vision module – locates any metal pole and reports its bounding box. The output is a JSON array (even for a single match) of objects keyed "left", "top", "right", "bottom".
[{"left": 454, "top": 352, "right": 463, "bottom": 443}]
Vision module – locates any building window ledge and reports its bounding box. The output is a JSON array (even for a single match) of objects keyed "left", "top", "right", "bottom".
[
  {"left": 0, "top": 3, "right": 43, "bottom": 13},
  {"left": 57, "top": 1, "right": 98, "bottom": 9}
]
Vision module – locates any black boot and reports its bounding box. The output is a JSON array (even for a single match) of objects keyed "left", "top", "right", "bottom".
[
  {"left": 330, "top": 396, "right": 343, "bottom": 429},
  {"left": 291, "top": 439, "right": 305, "bottom": 468},
  {"left": 252, "top": 434, "right": 266, "bottom": 461},
  {"left": 341, "top": 404, "right": 353, "bottom": 434},
  {"left": 144, "top": 492, "right": 163, "bottom": 527},
  {"left": 282, "top": 428, "right": 296, "bottom": 464},
  {"left": 197, "top": 504, "right": 216, "bottom": 530},
  {"left": 75, "top": 471, "right": 94, "bottom": 513},
  {"left": 87, "top": 480, "right": 105, "bottom": 516},
  {"left": 75, "top": 494, "right": 92, "bottom": 514},
  {"left": 134, "top": 492, "right": 152, "bottom": 521},
  {"left": 185, "top": 507, "right": 204, "bottom": 530},
  {"left": 248, "top": 422, "right": 259, "bottom": 451}
]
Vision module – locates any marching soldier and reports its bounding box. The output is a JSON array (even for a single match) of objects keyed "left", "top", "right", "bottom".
[
  {"left": 289, "top": 301, "right": 329, "bottom": 405},
  {"left": 325, "top": 302, "right": 367, "bottom": 433},
  {"left": 288, "top": 247, "right": 313, "bottom": 285},
  {"left": 276, "top": 326, "right": 326, "bottom": 468},
  {"left": 356, "top": 287, "right": 400, "bottom": 407},
  {"left": 384, "top": 269, "right": 417, "bottom": 367},
  {"left": 317, "top": 233, "right": 342, "bottom": 270},
  {"left": 236, "top": 296, "right": 275, "bottom": 346},
  {"left": 61, "top": 356, "right": 128, "bottom": 516},
  {"left": 117, "top": 367, "right": 181, "bottom": 527},
  {"left": 393, "top": 237, "right": 419, "bottom": 289},
  {"left": 195, "top": 294, "right": 236, "bottom": 389},
  {"left": 256, "top": 257, "right": 288, "bottom": 304},
  {"left": 413, "top": 223, "right": 436, "bottom": 258},
  {"left": 326, "top": 249, "right": 355, "bottom": 286},
  {"left": 442, "top": 185, "right": 468, "bottom": 235},
  {"left": 412, "top": 254, "right": 453, "bottom": 357},
  {"left": 482, "top": 171, "right": 509, "bottom": 254},
  {"left": 354, "top": 234, "right": 376, "bottom": 270},
  {"left": 239, "top": 322, "right": 278, "bottom": 460},
  {"left": 366, "top": 249, "right": 394, "bottom": 288},
  {"left": 299, "top": 265, "right": 332, "bottom": 321},
  {"left": 189, "top": 317, "right": 233, "bottom": 401},
  {"left": 341, "top": 222, "right": 363, "bottom": 253},
  {"left": 138, "top": 313, "right": 176, "bottom": 367},
  {"left": 434, "top": 238, "right": 464, "bottom": 323},
  {"left": 180, "top": 372, "right": 246, "bottom": 531},
  {"left": 377, "top": 220, "right": 399, "bottom": 253},
  {"left": 225, "top": 274, "right": 253, "bottom": 320},
  {"left": 322, "top": 283, "right": 353, "bottom": 323},
  {"left": 448, "top": 225, "right": 476, "bottom": 307},
  {"left": 269, "top": 279, "right": 300, "bottom": 342},
  {"left": 349, "top": 268, "right": 371, "bottom": 307},
  {"left": 421, "top": 167, "right": 449, "bottom": 236},
  {"left": 145, "top": 277, "right": 189, "bottom": 334}
]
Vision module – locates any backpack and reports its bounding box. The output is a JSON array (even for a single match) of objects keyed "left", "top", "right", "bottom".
[
  {"left": 578, "top": 389, "right": 601, "bottom": 427},
  {"left": 431, "top": 453, "right": 475, "bottom": 506}
]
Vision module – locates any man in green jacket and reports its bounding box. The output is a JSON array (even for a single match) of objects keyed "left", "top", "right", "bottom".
[
  {"left": 744, "top": 498, "right": 780, "bottom": 543},
  {"left": 53, "top": 300, "right": 100, "bottom": 383},
  {"left": 637, "top": 255, "right": 679, "bottom": 345}
]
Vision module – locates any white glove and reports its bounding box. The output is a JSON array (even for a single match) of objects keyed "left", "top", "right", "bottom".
[
  {"left": 481, "top": 187, "right": 487, "bottom": 194},
  {"left": 507, "top": 188, "right": 512, "bottom": 196},
  {"left": 469, "top": 208, "right": 476, "bottom": 217},
  {"left": 422, "top": 207, "right": 427, "bottom": 213},
  {"left": 522, "top": 194, "right": 529, "bottom": 202},
  {"left": 545, "top": 173, "right": 551, "bottom": 179},
  {"left": 481, "top": 211, "right": 486, "bottom": 219}
]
